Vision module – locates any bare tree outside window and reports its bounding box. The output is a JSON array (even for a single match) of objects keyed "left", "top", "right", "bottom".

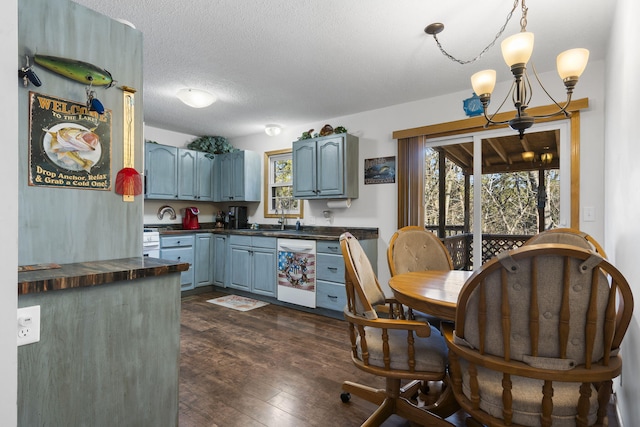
[{"left": 424, "top": 147, "right": 559, "bottom": 235}]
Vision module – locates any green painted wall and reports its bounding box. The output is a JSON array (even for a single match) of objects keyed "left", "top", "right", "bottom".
[
  {"left": 18, "top": 275, "right": 181, "bottom": 426},
  {"left": 18, "top": 0, "right": 144, "bottom": 265}
]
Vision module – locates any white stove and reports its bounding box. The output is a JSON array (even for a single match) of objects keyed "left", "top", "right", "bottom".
[{"left": 143, "top": 228, "right": 160, "bottom": 258}]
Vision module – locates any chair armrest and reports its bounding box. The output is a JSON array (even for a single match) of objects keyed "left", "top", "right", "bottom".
[{"left": 344, "top": 308, "right": 433, "bottom": 337}]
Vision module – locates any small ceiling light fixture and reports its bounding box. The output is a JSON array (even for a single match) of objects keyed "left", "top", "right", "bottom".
[
  {"left": 540, "top": 152, "right": 553, "bottom": 165},
  {"left": 176, "top": 88, "right": 217, "bottom": 108},
  {"left": 425, "top": 0, "right": 589, "bottom": 140},
  {"left": 264, "top": 124, "right": 282, "bottom": 136}
]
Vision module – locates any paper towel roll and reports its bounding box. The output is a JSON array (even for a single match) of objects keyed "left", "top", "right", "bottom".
[{"left": 326, "top": 199, "right": 351, "bottom": 209}]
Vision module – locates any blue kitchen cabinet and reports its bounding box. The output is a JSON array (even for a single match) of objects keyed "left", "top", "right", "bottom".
[
  {"left": 146, "top": 143, "right": 214, "bottom": 201},
  {"left": 213, "top": 150, "right": 261, "bottom": 202},
  {"left": 160, "top": 234, "right": 195, "bottom": 291},
  {"left": 250, "top": 237, "right": 277, "bottom": 297},
  {"left": 145, "top": 143, "right": 178, "bottom": 199},
  {"left": 195, "top": 152, "right": 214, "bottom": 201},
  {"left": 178, "top": 149, "right": 214, "bottom": 201},
  {"left": 177, "top": 148, "right": 196, "bottom": 200},
  {"left": 227, "top": 235, "right": 251, "bottom": 291},
  {"left": 227, "top": 235, "right": 276, "bottom": 297},
  {"left": 194, "top": 233, "right": 214, "bottom": 287},
  {"left": 212, "top": 234, "right": 227, "bottom": 286},
  {"left": 292, "top": 133, "right": 359, "bottom": 199}
]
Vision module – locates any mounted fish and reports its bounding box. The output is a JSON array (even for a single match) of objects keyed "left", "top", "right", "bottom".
[
  {"left": 34, "top": 54, "right": 115, "bottom": 87},
  {"left": 18, "top": 55, "right": 41, "bottom": 87}
]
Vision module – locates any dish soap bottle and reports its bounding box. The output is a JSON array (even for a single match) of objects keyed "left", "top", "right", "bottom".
[{"left": 295, "top": 218, "right": 301, "bottom": 231}]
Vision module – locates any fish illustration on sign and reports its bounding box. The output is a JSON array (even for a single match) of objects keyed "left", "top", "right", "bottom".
[{"left": 34, "top": 54, "right": 115, "bottom": 87}]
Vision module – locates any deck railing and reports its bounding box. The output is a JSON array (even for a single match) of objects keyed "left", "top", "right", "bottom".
[{"left": 431, "top": 230, "right": 531, "bottom": 270}]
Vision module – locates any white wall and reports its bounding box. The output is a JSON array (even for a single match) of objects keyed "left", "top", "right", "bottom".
[
  {"left": 2, "top": 0, "right": 19, "bottom": 423},
  {"left": 605, "top": 0, "right": 640, "bottom": 424},
  {"left": 227, "top": 62, "right": 606, "bottom": 293}
]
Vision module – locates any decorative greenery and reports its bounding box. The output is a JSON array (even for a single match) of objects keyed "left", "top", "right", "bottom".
[
  {"left": 187, "top": 135, "right": 236, "bottom": 157},
  {"left": 297, "top": 125, "right": 347, "bottom": 140}
]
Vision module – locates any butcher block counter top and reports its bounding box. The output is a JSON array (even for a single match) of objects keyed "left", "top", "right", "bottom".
[
  {"left": 145, "top": 223, "right": 378, "bottom": 241},
  {"left": 18, "top": 257, "right": 189, "bottom": 295}
]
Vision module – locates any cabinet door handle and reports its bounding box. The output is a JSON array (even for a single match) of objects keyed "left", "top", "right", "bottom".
[
  {"left": 328, "top": 295, "right": 338, "bottom": 300},
  {"left": 327, "top": 267, "right": 338, "bottom": 271},
  {"left": 327, "top": 246, "right": 339, "bottom": 251}
]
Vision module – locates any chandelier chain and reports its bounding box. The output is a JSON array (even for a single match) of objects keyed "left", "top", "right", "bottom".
[
  {"left": 430, "top": 0, "right": 521, "bottom": 65},
  {"left": 519, "top": 0, "right": 528, "bottom": 31}
]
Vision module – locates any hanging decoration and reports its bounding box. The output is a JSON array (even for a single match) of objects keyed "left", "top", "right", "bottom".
[
  {"left": 18, "top": 55, "right": 41, "bottom": 87},
  {"left": 34, "top": 54, "right": 115, "bottom": 87},
  {"left": 115, "top": 86, "right": 142, "bottom": 201}
]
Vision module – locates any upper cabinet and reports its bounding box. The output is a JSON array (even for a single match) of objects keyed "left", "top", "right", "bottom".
[
  {"left": 145, "top": 143, "right": 178, "bottom": 200},
  {"left": 178, "top": 149, "right": 214, "bottom": 201},
  {"left": 292, "top": 133, "right": 359, "bottom": 199},
  {"left": 145, "top": 142, "right": 214, "bottom": 201},
  {"left": 213, "top": 150, "right": 261, "bottom": 202}
]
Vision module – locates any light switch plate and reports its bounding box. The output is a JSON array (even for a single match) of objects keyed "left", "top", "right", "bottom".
[
  {"left": 17, "top": 305, "right": 41, "bottom": 346},
  {"left": 583, "top": 206, "right": 596, "bottom": 222}
]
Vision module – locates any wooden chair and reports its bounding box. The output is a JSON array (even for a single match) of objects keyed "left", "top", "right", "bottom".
[
  {"left": 339, "top": 232, "right": 454, "bottom": 427},
  {"left": 443, "top": 243, "right": 633, "bottom": 427},
  {"left": 387, "top": 226, "right": 454, "bottom": 276},
  {"left": 387, "top": 225, "right": 454, "bottom": 325},
  {"left": 525, "top": 228, "right": 607, "bottom": 258}
]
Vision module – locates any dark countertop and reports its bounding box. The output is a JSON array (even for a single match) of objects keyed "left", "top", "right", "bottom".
[
  {"left": 18, "top": 257, "right": 189, "bottom": 295},
  {"left": 145, "top": 223, "right": 379, "bottom": 241}
]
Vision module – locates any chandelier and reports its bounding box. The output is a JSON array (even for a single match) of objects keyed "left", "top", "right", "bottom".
[{"left": 425, "top": 0, "right": 589, "bottom": 139}]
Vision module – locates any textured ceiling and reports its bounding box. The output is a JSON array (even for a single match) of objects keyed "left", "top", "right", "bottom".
[{"left": 70, "top": 0, "right": 613, "bottom": 139}]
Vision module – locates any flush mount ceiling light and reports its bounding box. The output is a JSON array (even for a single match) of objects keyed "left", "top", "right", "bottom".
[
  {"left": 264, "top": 124, "right": 282, "bottom": 136},
  {"left": 176, "top": 88, "right": 217, "bottom": 108},
  {"left": 425, "top": 0, "right": 589, "bottom": 140}
]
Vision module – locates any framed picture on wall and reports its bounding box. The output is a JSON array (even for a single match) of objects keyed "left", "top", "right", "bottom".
[
  {"left": 28, "top": 91, "right": 112, "bottom": 190},
  {"left": 364, "top": 156, "right": 395, "bottom": 184}
]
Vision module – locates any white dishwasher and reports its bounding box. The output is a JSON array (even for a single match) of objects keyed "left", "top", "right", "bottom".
[{"left": 277, "top": 238, "right": 316, "bottom": 308}]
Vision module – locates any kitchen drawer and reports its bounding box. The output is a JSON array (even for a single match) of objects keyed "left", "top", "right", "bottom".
[
  {"left": 160, "top": 246, "right": 194, "bottom": 290},
  {"left": 160, "top": 234, "right": 195, "bottom": 248},
  {"left": 317, "top": 253, "right": 345, "bottom": 283},
  {"left": 229, "top": 234, "right": 251, "bottom": 247},
  {"left": 251, "top": 236, "right": 276, "bottom": 249},
  {"left": 317, "top": 240, "right": 341, "bottom": 255},
  {"left": 316, "top": 280, "right": 347, "bottom": 311}
]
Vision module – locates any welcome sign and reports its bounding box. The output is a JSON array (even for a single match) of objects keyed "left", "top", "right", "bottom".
[{"left": 28, "top": 92, "right": 112, "bottom": 190}]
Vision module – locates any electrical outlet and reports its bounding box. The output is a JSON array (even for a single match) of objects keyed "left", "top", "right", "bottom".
[{"left": 17, "top": 305, "right": 41, "bottom": 346}]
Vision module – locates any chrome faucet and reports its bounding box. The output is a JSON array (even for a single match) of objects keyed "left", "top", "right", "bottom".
[
  {"left": 157, "top": 205, "right": 177, "bottom": 220},
  {"left": 277, "top": 209, "right": 286, "bottom": 230}
]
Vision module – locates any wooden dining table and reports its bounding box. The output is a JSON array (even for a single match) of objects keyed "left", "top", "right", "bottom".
[{"left": 388, "top": 270, "right": 473, "bottom": 322}]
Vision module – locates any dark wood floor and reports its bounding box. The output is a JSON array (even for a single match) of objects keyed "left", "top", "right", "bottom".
[{"left": 178, "top": 289, "right": 618, "bottom": 427}]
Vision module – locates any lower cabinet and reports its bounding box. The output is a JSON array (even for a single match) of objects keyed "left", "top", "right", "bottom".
[
  {"left": 160, "top": 234, "right": 195, "bottom": 291},
  {"left": 194, "top": 233, "right": 213, "bottom": 287},
  {"left": 227, "top": 235, "right": 276, "bottom": 297},
  {"left": 316, "top": 238, "right": 377, "bottom": 312},
  {"left": 212, "top": 234, "right": 228, "bottom": 286},
  {"left": 316, "top": 241, "right": 347, "bottom": 311}
]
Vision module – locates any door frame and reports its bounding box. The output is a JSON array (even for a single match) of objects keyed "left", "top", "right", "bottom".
[{"left": 392, "top": 98, "right": 588, "bottom": 229}]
